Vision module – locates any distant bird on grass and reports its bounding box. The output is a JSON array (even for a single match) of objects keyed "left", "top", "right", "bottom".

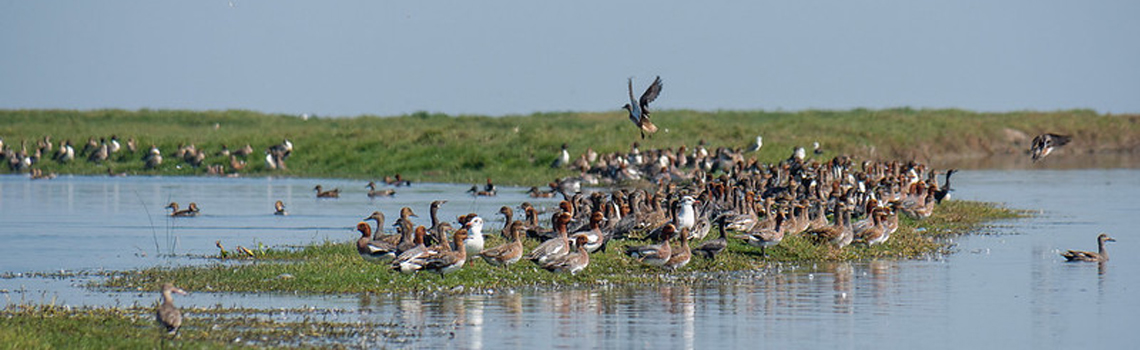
[
  {"left": 622, "top": 76, "right": 662, "bottom": 139},
  {"left": 1030, "top": 133, "right": 1071, "bottom": 162},
  {"left": 156, "top": 282, "right": 188, "bottom": 336}
]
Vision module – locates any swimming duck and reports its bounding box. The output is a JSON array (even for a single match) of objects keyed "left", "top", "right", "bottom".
[
  {"left": 385, "top": 174, "right": 412, "bottom": 186},
  {"left": 480, "top": 221, "right": 526, "bottom": 267},
  {"left": 467, "top": 184, "right": 496, "bottom": 196},
  {"left": 354, "top": 222, "right": 398, "bottom": 263},
  {"left": 1061, "top": 233, "right": 1115, "bottom": 262},
  {"left": 621, "top": 76, "right": 663, "bottom": 139},
  {"left": 526, "top": 212, "right": 573, "bottom": 265},
  {"left": 626, "top": 223, "right": 674, "bottom": 267},
  {"left": 313, "top": 185, "right": 340, "bottom": 198},
  {"left": 165, "top": 202, "right": 200, "bottom": 217},
  {"left": 366, "top": 181, "right": 395, "bottom": 198},
  {"left": 527, "top": 186, "right": 556, "bottom": 198},
  {"left": 156, "top": 282, "right": 188, "bottom": 335},
  {"left": 543, "top": 235, "right": 591, "bottom": 274},
  {"left": 1030, "top": 133, "right": 1072, "bottom": 162},
  {"left": 273, "top": 200, "right": 287, "bottom": 216}
]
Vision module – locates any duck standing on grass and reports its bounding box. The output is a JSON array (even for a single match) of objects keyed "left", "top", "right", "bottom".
[{"left": 156, "top": 282, "right": 188, "bottom": 336}]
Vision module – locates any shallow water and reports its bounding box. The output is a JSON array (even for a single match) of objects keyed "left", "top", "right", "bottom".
[{"left": 2, "top": 170, "right": 1138, "bottom": 348}]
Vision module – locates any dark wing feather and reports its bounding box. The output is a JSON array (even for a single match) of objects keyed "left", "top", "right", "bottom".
[
  {"left": 1048, "top": 134, "right": 1072, "bottom": 147},
  {"left": 639, "top": 76, "right": 663, "bottom": 108}
]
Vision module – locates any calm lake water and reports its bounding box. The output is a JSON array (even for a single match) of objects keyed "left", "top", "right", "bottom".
[{"left": 1, "top": 170, "right": 1137, "bottom": 348}]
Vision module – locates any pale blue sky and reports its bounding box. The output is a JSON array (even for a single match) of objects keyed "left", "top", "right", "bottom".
[{"left": 2, "top": 1, "right": 1138, "bottom": 117}]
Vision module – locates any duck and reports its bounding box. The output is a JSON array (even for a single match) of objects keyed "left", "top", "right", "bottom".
[
  {"left": 621, "top": 75, "right": 663, "bottom": 139},
  {"left": 483, "top": 178, "right": 497, "bottom": 193},
  {"left": 737, "top": 208, "right": 786, "bottom": 256},
  {"left": 479, "top": 221, "right": 526, "bottom": 267},
  {"left": 366, "top": 181, "right": 396, "bottom": 198},
  {"left": 497, "top": 206, "right": 515, "bottom": 239},
  {"left": 354, "top": 222, "right": 397, "bottom": 263},
  {"left": 570, "top": 211, "right": 607, "bottom": 253},
  {"left": 551, "top": 143, "right": 571, "bottom": 168},
  {"left": 528, "top": 186, "right": 556, "bottom": 198},
  {"left": 384, "top": 174, "right": 412, "bottom": 186},
  {"left": 626, "top": 223, "right": 675, "bottom": 267},
  {"left": 156, "top": 282, "right": 188, "bottom": 335},
  {"left": 932, "top": 169, "right": 957, "bottom": 204},
  {"left": 693, "top": 215, "right": 729, "bottom": 260},
  {"left": 1061, "top": 233, "right": 1115, "bottom": 262},
  {"left": 391, "top": 226, "right": 431, "bottom": 273},
  {"left": 273, "top": 200, "right": 287, "bottom": 216},
  {"left": 854, "top": 208, "right": 889, "bottom": 246},
  {"left": 422, "top": 229, "right": 470, "bottom": 275},
  {"left": 362, "top": 211, "right": 392, "bottom": 241},
  {"left": 526, "top": 212, "right": 573, "bottom": 265},
  {"left": 143, "top": 145, "right": 162, "bottom": 169},
  {"left": 806, "top": 203, "right": 854, "bottom": 248},
  {"left": 543, "top": 235, "right": 591, "bottom": 274},
  {"left": 165, "top": 202, "right": 200, "bottom": 217},
  {"left": 313, "top": 185, "right": 340, "bottom": 198},
  {"left": 467, "top": 184, "right": 496, "bottom": 196},
  {"left": 1030, "top": 133, "right": 1072, "bottom": 162},
  {"left": 746, "top": 136, "right": 763, "bottom": 153},
  {"left": 463, "top": 216, "right": 486, "bottom": 259},
  {"left": 664, "top": 228, "right": 692, "bottom": 271}
]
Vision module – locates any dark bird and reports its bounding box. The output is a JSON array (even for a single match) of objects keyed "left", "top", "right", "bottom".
[
  {"left": 1030, "top": 133, "right": 1071, "bottom": 162},
  {"left": 933, "top": 169, "right": 957, "bottom": 204},
  {"left": 622, "top": 76, "right": 662, "bottom": 139}
]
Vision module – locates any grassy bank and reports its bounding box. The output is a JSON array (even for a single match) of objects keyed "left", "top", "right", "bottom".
[
  {"left": 99, "top": 200, "right": 1024, "bottom": 294},
  {"left": 0, "top": 304, "right": 412, "bottom": 349},
  {"left": 2, "top": 109, "right": 1138, "bottom": 184}
]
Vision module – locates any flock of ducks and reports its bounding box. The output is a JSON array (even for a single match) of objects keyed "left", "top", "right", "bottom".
[
  {"left": 0, "top": 135, "right": 293, "bottom": 177},
  {"left": 6, "top": 79, "right": 1104, "bottom": 336},
  {"left": 338, "top": 140, "right": 960, "bottom": 280}
]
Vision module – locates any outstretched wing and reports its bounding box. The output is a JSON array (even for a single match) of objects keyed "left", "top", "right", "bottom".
[
  {"left": 1048, "top": 133, "right": 1072, "bottom": 147},
  {"left": 640, "top": 76, "right": 663, "bottom": 108}
]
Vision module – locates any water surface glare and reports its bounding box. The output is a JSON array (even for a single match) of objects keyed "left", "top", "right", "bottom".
[{"left": 1, "top": 170, "right": 1137, "bottom": 348}]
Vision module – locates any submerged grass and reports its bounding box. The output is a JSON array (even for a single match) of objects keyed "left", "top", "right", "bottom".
[
  {"left": 3, "top": 108, "right": 1139, "bottom": 184},
  {"left": 100, "top": 200, "right": 1024, "bottom": 294}
]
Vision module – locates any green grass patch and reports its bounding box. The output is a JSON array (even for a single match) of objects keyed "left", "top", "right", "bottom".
[{"left": 99, "top": 200, "right": 1024, "bottom": 294}]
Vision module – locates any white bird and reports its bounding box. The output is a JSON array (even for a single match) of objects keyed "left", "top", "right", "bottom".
[
  {"left": 464, "top": 216, "right": 485, "bottom": 258},
  {"left": 746, "top": 136, "right": 763, "bottom": 152}
]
